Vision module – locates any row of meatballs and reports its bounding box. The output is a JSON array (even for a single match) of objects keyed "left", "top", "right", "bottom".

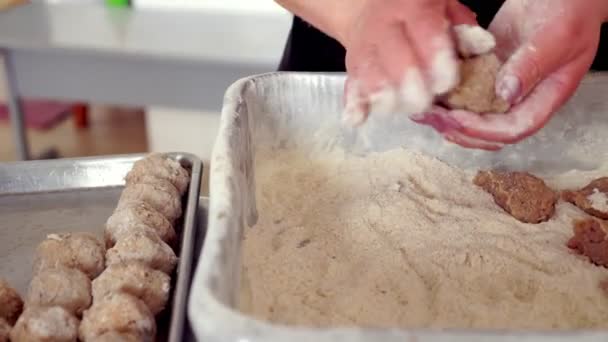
[{"left": 0, "top": 154, "right": 190, "bottom": 342}]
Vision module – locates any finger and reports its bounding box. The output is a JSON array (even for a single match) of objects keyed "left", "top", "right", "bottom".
[
  {"left": 410, "top": 105, "right": 463, "bottom": 133},
  {"left": 446, "top": 0, "right": 478, "bottom": 25},
  {"left": 343, "top": 77, "right": 370, "bottom": 126},
  {"left": 344, "top": 42, "right": 394, "bottom": 125},
  {"left": 492, "top": 21, "right": 584, "bottom": 104},
  {"left": 445, "top": 59, "right": 591, "bottom": 143},
  {"left": 400, "top": 0, "right": 460, "bottom": 96},
  {"left": 448, "top": 2, "right": 493, "bottom": 58},
  {"left": 410, "top": 106, "right": 503, "bottom": 150},
  {"left": 375, "top": 23, "right": 433, "bottom": 115},
  {"left": 452, "top": 24, "right": 496, "bottom": 57},
  {"left": 443, "top": 130, "right": 504, "bottom": 151}
]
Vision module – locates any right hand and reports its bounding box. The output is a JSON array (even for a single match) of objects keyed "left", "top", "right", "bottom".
[{"left": 340, "top": 0, "right": 479, "bottom": 125}]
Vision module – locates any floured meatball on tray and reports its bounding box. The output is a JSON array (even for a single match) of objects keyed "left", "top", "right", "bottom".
[{"left": 0, "top": 153, "right": 201, "bottom": 342}]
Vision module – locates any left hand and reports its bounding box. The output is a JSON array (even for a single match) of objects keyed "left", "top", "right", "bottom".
[{"left": 414, "top": 0, "right": 608, "bottom": 150}]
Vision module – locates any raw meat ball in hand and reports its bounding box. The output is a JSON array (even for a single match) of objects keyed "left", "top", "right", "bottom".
[
  {"left": 105, "top": 201, "right": 176, "bottom": 248},
  {"left": 126, "top": 153, "right": 190, "bottom": 195},
  {"left": 442, "top": 53, "right": 510, "bottom": 113},
  {"left": 10, "top": 306, "right": 78, "bottom": 342},
  {"left": 118, "top": 180, "right": 182, "bottom": 223},
  {"left": 27, "top": 266, "right": 91, "bottom": 317},
  {"left": 106, "top": 230, "right": 178, "bottom": 275},
  {"left": 567, "top": 218, "right": 608, "bottom": 267},
  {"left": 0, "top": 278, "right": 23, "bottom": 325},
  {"left": 474, "top": 170, "right": 557, "bottom": 223},
  {"left": 562, "top": 177, "right": 608, "bottom": 220},
  {"left": 0, "top": 318, "right": 10, "bottom": 342},
  {"left": 92, "top": 263, "right": 171, "bottom": 315},
  {"left": 33, "top": 233, "right": 105, "bottom": 279},
  {"left": 79, "top": 293, "right": 156, "bottom": 342}
]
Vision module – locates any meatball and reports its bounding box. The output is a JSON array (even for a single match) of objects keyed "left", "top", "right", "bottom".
[
  {"left": 92, "top": 263, "right": 170, "bottom": 315},
  {"left": 567, "top": 218, "right": 608, "bottom": 267},
  {"left": 105, "top": 201, "right": 176, "bottom": 248},
  {"left": 118, "top": 180, "right": 182, "bottom": 223},
  {"left": 79, "top": 293, "right": 155, "bottom": 342},
  {"left": 126, "top": 153, "right": 190, "bottom": 195},
  {"left": 10, "top": 306, "right": 78, "bottom": 342},
  {"left": 474, "top": 170, "right": 557, "bottom": 223},
  {"left": 106, "top": 230, "right": 178, "bottom": 275},
  {"left": 562, "top": 177, "right": 608, "bottom": 220},
  {"left": 0, "top": 318, "right": 10, "bottom": 342},
  {"left": 443, "top": 53, "right": 510, "bottom": 114},
  {"left": 33, "top": 233, "right": 105, "bottom": 279},
  {"left": 27, "top": 266, "right": 91, "bottom": 317},
  {"left": 0, "top": 279, "right": 23, "bottom": 325},
  {"left": 88, "top": 331, "right": 140, "bottom": 342}
]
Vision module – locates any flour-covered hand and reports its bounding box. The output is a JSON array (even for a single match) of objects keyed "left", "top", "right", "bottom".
[
  {"left": 415, "top": 0, "right": 608, "bottom": 149},
  {"left": 342, "top": 0, "right": 478, "bottom": 125}
]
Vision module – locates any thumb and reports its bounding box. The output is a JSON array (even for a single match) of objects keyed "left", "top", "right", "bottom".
[{"left": 494, "top": 29, "right": 571, "bottom": 105}]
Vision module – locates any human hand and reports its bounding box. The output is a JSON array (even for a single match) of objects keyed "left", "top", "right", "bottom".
[
  {"left": 341, "top": 0, "right": 487, "bottom": 125},
  {"left": 414, "top": 0, "right": 608, "bottom": 150}
]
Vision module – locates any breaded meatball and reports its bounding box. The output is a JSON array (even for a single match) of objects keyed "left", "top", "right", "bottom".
[
  {"left": 93, "top": 263, "right": 170, "bottom": 315},
  {"left": 10, "top": 306, "right": 78, "bottom": 342},
  {"left": 0, "top": 279, "right": 23, "bottom": 325},
  {"left": 106, "top": 230, "right": 178, "bottom": 275},
  {"left": 562, "top": 177, "right": 608, "bottom": 220},
  {"left": 118, "top": 180, "right": 182, "bottom": 223},
  {"left": 105, "top": 201, "right": 176, "bottom": 248},
  {"left": 79, "top": 293, "right": 155, "bottom": 342},
  {"left": 474, "top": 170, "right": 557, "bottom": 223},
  {"left": 126, "top": 153, "right": 190, "bottom": 195},
  {"left": 33, "top": 233, "right": 105, "bottom": 279},
  {"left": 0, "top": 318, "right": 10, "bottom": 342},
  {"left": 567, "top": 218, "right": 608, "bottom": 266},
  {"left": 89, "top": 331, "right": 140, "bottom": 342},
  {"left": 27, "top": 266, "right": 91, "bottom": 317}
]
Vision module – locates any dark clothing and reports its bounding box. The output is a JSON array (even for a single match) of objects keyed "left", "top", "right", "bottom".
[{"left": 279, "top": 0, "right": 608, "bottom": 72}]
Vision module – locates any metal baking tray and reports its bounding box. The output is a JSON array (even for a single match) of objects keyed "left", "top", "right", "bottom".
[
  {"left": 189, "top": 72, "right": 608, "bottom": 342},
  {"left": 0, "top": 152, "right": 202, "bottom": 342}
]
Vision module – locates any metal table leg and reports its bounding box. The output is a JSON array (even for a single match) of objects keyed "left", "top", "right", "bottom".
[{"left": 1, "top": 49, "right": 30, "bottom": 160}]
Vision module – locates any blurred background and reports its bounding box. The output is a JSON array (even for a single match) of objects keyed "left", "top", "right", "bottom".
[{"left": 0, "top": 0, "right": 291, "bottom": 162}]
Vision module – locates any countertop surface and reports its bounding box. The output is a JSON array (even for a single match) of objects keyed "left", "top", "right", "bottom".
[{"left": 0, "top": 1, "right": 292, "bottom": 65}]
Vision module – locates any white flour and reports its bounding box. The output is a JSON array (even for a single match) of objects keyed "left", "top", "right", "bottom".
[
  {"left": 239, "top": 148, "right": 608, "bottom": 330},
  {"left": 588, "top": 189, "right": 608, "bottom": 213}
]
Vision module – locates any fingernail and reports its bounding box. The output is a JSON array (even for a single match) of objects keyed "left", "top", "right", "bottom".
[
  {"left": 496, "top": 75, "right": 521, "bottom": 104},
  {"left": 400, "top": 68, "right": 432, "bottom": 115},
  {"left": 430, "top": 48, "right": 459, "bottom": 95}
]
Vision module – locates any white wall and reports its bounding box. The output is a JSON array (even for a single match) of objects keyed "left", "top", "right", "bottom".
[
  {"left": 140, "top": 0, "right": 290, "bottom": 161},
  {"left": 26, "top": 0, "right": 291, "bottom": 164}
]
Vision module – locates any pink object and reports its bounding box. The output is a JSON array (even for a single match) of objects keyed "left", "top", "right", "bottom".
[{"left": 0, "top": 100, "right": 74, "bottom": 130}]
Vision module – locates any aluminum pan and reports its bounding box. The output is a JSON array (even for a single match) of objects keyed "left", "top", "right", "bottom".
[
  {"left": 189, "top": 72, "right": 608, "bottom": 342},
  {"left": 0, "top": 152, "right": 202, "bottom": 342}
]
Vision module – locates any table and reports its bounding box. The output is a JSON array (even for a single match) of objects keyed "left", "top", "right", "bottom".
[{"left": 0, "top": 2, "right": 290, "bottom": 160}]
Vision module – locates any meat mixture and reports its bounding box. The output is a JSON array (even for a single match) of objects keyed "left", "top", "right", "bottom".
[
  {"left": 474, "top": 170, "right": 558, "bottom": 223},
  {"left": 563, "top": 177, "right": 608, "bottom": 219},
  {"left": 240, "top": 148, "right": 608, "bottom": 330}
]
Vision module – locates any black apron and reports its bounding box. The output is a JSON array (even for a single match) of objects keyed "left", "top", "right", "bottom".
[{"left": 279, "top": 0, "right": 608, "bottom": 72}]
